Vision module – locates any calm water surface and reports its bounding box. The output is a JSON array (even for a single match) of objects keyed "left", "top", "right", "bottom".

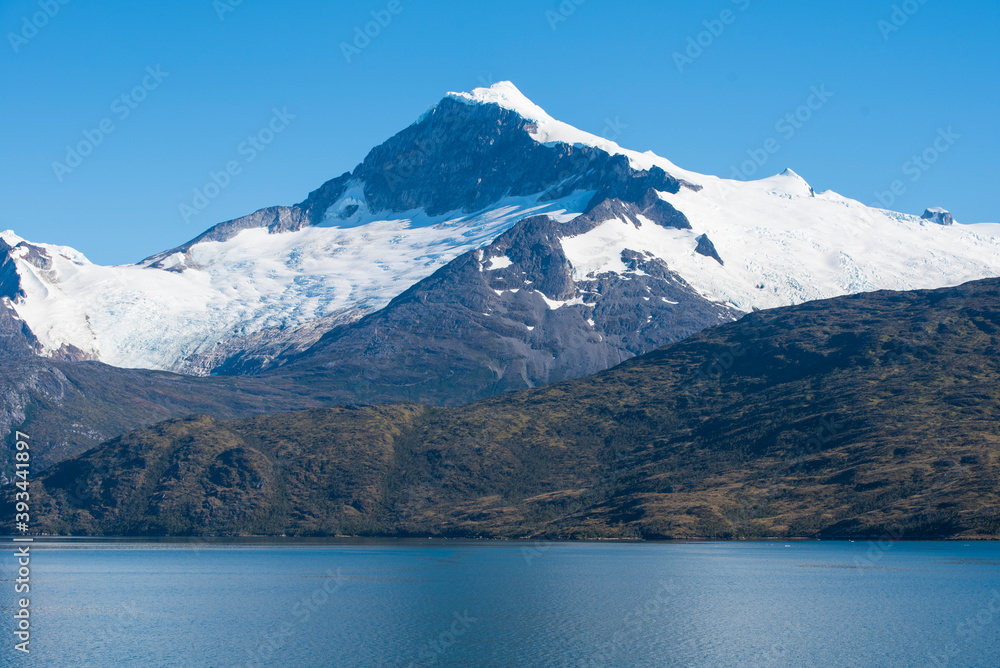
[{"left": 1, "top": 540, "right": 998, "bottom": 667}]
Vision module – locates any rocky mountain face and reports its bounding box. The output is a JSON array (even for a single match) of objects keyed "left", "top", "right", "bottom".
[
  {"left": 0, "top": 190, "right": 739, "bottom": 478},
  {"left": 922, "top": 207, "right": 957, "bottom": 226},
  {"left": 141, "top": 87, "right": 699, "bottom": 377},
  {"left": 146, "top": 90, "right": 691, "bottom": 267},
  {"left": 251, "top": 196, "right": 741, "bottom": 403},
  {"left": 14, "top": 277, "right": 1000, "bottom": 539},
  {"left": 0, "top": 239, "right": 85, "bottom": 360},
  {"left": 5, "top": 82, "right": 1000, "bottom": 380},
  {"left": 295, "top": 93, "right": 691, "bottom": 224},
  {"left": 2, "top": 82, "right": 1000, "bottom": 477}
]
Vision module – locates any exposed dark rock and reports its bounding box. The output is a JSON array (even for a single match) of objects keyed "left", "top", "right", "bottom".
[
  {"left": 303, "top": 98, "right": 683, "bottom": 221},
  {"left": 638, "top": 188, "right": 692, "bottom": 229},
  {"left": 0, "top": 240, "right": 26, "bottom": 302},
  {"left": 146, "top": 96, "right": 694, "bottom": 262},
  {"left": 921, "top": 208, "right": 956, "bottom": 226},
  {"left": 0, "top": 304, "right": 41, "bottom": 358},
  {"left": 695, "top": 233, "right": 724, "bottom": 265},
  {"left": 0, "top": 242, "right": 44, "bottom": 357}
]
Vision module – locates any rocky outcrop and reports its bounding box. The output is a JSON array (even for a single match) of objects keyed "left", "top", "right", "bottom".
[
  {"left": 695, "top": 233, "right": 724, "bottom": 265},
  {"left": 922, "top": 208, "right": 957, "bottom": 226}
]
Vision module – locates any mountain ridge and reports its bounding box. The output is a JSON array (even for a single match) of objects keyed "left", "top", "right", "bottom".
[
  {"left": 12, "top": 276, "right": 1000, "bottom": 539},
  {"left": 3, "top": 82, "right": 1000, "bottom": 478},
  {"left": 4, "top": 82, "right": 998, "bottom": 377}
]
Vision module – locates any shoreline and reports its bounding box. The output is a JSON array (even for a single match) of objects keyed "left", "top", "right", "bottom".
[{"left": 3, "top": 535, "right": 998, "bottom": 546}]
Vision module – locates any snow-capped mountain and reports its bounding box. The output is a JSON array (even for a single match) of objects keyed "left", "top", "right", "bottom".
[
  {"left": 3, "top": 81, "right": 1000, "bottom": 377},
  {"left": 1, "top": 195, "right": 589, "bottom": 372}
]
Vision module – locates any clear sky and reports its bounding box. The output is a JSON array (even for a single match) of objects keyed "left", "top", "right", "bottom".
[{"left": 2, "top": 0, "right": 997, "bottom": 265}]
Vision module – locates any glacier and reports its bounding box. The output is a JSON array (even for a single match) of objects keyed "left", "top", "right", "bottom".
[{"left": 3, "top": 81, "right": 999, "bottom": 374}]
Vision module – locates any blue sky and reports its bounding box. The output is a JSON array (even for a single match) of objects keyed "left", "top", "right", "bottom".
[{"left": 2, "top": 0, "right": 997, "bottom": 265}]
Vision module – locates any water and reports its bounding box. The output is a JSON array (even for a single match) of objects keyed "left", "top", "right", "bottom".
[{"left": 1, "top": 540, "right": 998, "bottom": 667}]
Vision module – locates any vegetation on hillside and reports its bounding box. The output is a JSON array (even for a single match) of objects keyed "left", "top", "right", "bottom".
[{"left": 11, "top": 279, "right": 1000, "bottom": 539}]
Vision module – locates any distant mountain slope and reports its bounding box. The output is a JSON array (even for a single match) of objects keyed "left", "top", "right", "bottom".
[
  {"left": 3, "top": 82, "right": 999, "bottom": 377},
  {"left": 17, "top": 277, "right": 1000, "bottom": 539},
  {"left": 0, "top": 358, "right": 333, "bottom": 477}
]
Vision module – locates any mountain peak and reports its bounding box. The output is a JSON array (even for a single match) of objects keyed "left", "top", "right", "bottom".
[
  {"left": 446, "top": 81, "right": 547, "bottom": 122},
  {"left": 1, "top": 230, "right": 24, "bottom": 247},
  {"left": 441, "top": 81, "right": 688, "bottom": 178},
  {"left": 444, "top": 80, "right": 595, "bottom": 149},
  {"left": 756, "top": 167, "right": 815, "bottom": 197},
  {"left": 922, "top": 207, "right": 957, "bottom": 226}
]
